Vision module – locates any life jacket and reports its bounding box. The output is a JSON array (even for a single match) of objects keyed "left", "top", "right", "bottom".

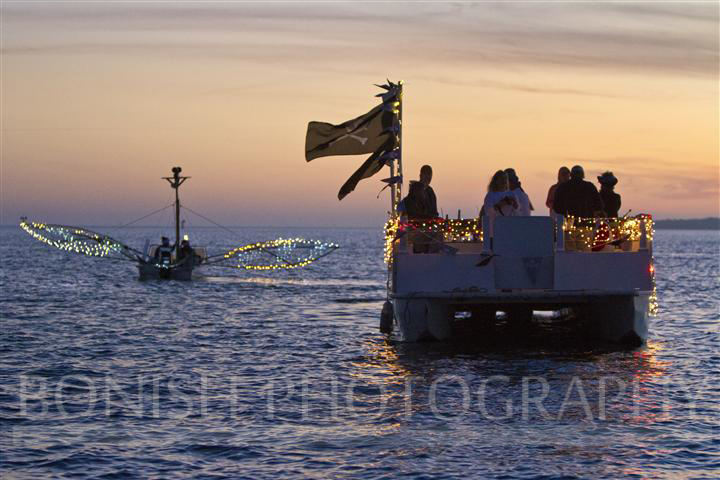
[{"left": 158, "top": 245, "right": 173, "bottom": 265}]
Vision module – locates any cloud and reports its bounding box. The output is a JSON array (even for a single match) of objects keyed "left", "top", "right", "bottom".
[
  {"left": 416, "top": 75, "right": 625, "bottom": 98},
  {"left": 1, "top": 2, "right": 717, "bottom": 77}
]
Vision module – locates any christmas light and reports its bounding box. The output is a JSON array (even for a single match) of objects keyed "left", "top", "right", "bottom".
[
  {"left": 385, "top": 215, "right": 655, "bottom": 262},
  {"left": 384, "top": 217, "right": 483, "bottom": 265},
  {"left": 649, "top": 258, "right": 659, "bottom": 316},
  {"left": 220, "top": 238, "right": 339, "bottom": 271},
  {"left": 562, "top": 215, "right": 654, "bottom": 251},
  {"left": 19, "top": 220, "right": 132, "bottom": 259},
  {"left": 20, "top": 220, "right": 338, "bottom": 272}
]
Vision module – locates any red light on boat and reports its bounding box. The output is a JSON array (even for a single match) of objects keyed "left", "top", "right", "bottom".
[{"left": 649, "top": 264, "right": 655, "bottom": 274}]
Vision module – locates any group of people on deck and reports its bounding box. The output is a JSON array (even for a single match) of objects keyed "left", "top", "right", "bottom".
[{"left": 401, "top": 164, "right": 622, "bottom": 225}]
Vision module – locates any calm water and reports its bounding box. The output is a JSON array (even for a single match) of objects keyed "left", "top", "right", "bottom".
[{"left": 1, "top": 226, "right": 718, "bottom": 479}]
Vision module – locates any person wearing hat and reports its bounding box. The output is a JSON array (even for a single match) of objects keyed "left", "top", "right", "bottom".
[
  {"left": 553, "top": 165, "right": 605, "bottom": 218},
  {"left": 597, "top": 171, "right": 621, "bottom": 218}
]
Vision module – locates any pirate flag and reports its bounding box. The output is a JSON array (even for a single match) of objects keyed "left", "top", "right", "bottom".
[
  {"left": 305, "top": 83, "right": 400, "bottom": 200},
  {"left": 337, "top": 137, "right": 397, "bottom": 200},
  {"left": 305, "top": 103, "right": 395, "bottom": 161}
]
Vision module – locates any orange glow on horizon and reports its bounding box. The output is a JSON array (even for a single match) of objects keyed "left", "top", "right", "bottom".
[{"left": 1, "top": 3, "right": 717, "bottom": 226}]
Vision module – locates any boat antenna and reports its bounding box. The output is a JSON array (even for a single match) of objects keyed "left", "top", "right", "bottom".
[{"left": 163, "top": 166, "right": 189, "bottom": 253}]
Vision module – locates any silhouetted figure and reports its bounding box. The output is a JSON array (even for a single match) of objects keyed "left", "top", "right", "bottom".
[
  {"left": 156, "top": 236, "right": 173, "bottom": 265},
  {"left": 598, "top": 171, "right": 621, "bottom": 218},
  {"left": 553, "top": 165, "right": 604, "bottom": 218},
  {"left": 546, "top": 166, "right": 571, "bottom": 215},
  {"left": 179, "top": 239, "right": 193, "bottom": 260},
  {"left": 403, "top": 165, "right": 440, "bottom": 253},
  {"left": 404, "top": 165, "right": 439, "bottom": 220}
]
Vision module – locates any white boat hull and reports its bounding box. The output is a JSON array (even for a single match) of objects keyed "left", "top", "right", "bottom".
[{"left": 391, "top": 294, "right": 649, "bottom": 345}]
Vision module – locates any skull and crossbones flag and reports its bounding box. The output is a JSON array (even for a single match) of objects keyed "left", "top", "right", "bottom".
[
  {"left": 305, "top": 81, "right": 401, "bottom": 200},
  {"left": 305, "top": 104, "right": 394, "bottom": 162}
]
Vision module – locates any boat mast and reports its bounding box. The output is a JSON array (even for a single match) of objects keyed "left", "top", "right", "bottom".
[
  {"left": 395, "top": 81, "right": 403, "bottom": 215},
  {"left": 388, "top": 80, "right": 403, "bottom": 216},
  {"left": 163, "top": 167, "right": 189, "bottom": 252}
]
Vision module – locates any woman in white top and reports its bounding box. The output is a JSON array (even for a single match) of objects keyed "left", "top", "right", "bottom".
[
  {"left": 504, "top": 168, "right": 533, "bottom": 216},
  {"left": 482, "top": 170, "right": 519, "bottom": 239}
]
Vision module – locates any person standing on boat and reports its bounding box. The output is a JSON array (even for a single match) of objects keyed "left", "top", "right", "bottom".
[
  {"left": 504, "top": 168, "right": 533, "bottom": 216},
  {"left": 156, "top": 236, "right": 173, "bottom": 265},
  {"left": 178, "top": 238, "right": 193, "bottom": 262},
  {"left": 482, "top": 170, "right": 519, "bottom": 239},
  {"left": 553, "top": 165, "right": 605, "bottom": 218},
  {"left": 546, "top": 166, "right": 571, "bottom": 215},
  {"left": 597, "top": 171, "right": 621, "bottom": 218},
  {"left": 402, "top": 165, "right": 440, "bottom": 253},
  {"left": 404, "top": 165, "right": 439, "bottom": 220}
]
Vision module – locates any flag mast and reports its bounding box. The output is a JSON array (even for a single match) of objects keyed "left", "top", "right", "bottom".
[{"left": 388, "top": 80, "right": 403, "bottom": 216}]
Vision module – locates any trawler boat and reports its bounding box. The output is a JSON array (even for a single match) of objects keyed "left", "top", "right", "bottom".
[
  {"left": 20, "top": 167, "right": 338, "bottom": 280},
  {"left": 383, "top": 214, "right": 656, "bottom": 345}
]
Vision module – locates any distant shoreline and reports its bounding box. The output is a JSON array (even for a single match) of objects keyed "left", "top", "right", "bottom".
[{"left": 653, "top": 218, "right": 719, "bottom": 230}]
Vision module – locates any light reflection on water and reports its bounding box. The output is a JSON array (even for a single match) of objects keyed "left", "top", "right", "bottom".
[{"left": 0, "top": 227, "right": 717, "bottom": 478}]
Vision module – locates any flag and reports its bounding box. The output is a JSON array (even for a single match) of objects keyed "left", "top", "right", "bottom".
[
  {"left": 338, "top": 137, "right": 396, "bottom": 200},
  {"left": 376, "top": 175, "right": 403, "bottom": 198},
  {"left": 305, "top": 103, "right": 395, "bottom": 162},
  {"left": 305, "top": 81, "right": 401, "bottom": 200}
]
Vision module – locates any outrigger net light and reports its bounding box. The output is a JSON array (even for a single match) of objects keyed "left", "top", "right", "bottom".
[
  {"left": 19, "top": 220, "right": 141, "bottom": 261},
  {"left": 207, "top": 238, "right": 339, "bottom": 271},
  {"left": 20, "top": 219, "right": 339, "bottom": 272}
]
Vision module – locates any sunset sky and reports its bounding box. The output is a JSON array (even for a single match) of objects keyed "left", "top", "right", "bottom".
[{"left": 1, "top": 2, "right": 718, "bottom": 227}]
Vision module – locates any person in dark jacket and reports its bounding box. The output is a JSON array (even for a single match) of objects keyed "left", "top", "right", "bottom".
[
  {"left": 546, "top": 166, "right": 571, "bottom": 215},
  {"left": 553, "top": 165, "right": 605, "bottom": 218},
  {"left": 597, "top": 171, "right": 621, "bottom": 218},
  {"left": 404, "top": 165, "right": 439, "bottom": 220}
]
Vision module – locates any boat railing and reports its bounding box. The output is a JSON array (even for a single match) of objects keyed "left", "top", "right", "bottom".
[
  {"left": 385, "top": 214, "right": 653, "bottom": 262},
  {"left": 556, "top": 214, "right": 653, "bottom": 253}
]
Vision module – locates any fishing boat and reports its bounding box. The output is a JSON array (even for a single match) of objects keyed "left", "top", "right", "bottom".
[
  {"left": 20, "top": 167, "right": 338, "bottom": 280},
  {"left": 305, "top": 81, "right": 656, "bottom": 345}
]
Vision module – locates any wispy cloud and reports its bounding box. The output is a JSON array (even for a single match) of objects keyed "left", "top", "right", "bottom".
[{"left": 2, "top": 2, "right": 717, "bottom": 76}]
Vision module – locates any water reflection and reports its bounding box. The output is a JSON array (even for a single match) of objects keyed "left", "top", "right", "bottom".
[{"left": 348, "top": 332, "right": 678, "bottom": 429}]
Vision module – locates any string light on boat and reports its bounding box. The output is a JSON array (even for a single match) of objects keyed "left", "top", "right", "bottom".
[
  {"left": 222, "top": 238, "right": 339, "bottom": 270},
  {"left": 649, "top": 257, "right": 659, "bottom": 316},
  {"left": 384, "top": 217, "right": 400, "bottom": 264},
  {"left": 383, "top": 217, "right": 483, "bottom": 265},
  {"left": 562, "top": 214, "right": 654, "bottom": 251},
  {"left": 19, "top": 220, "right": 125, "bottom": 258},
  {"left": 384, "top": 214, "right": 653, "bottom": 259}
]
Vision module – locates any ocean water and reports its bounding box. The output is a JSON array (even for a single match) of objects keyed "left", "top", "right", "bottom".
[{"left": 1, "top": 226, "right": 718, "bottom": 479}]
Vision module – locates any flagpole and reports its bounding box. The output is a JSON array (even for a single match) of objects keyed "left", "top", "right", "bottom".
[
  {"left": 395, "top": 81, "right": 403, "bottom": 216},
  {"left": 390, "top": 162, "right": 397, "bottom": 216},
  {"left": 388, "top": 80, "right": 403, "bottom": 217}
]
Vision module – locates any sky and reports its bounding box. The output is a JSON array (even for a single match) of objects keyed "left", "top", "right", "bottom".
[{"left": 1, "top": 1, "right": 718, "bottom": 227}]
